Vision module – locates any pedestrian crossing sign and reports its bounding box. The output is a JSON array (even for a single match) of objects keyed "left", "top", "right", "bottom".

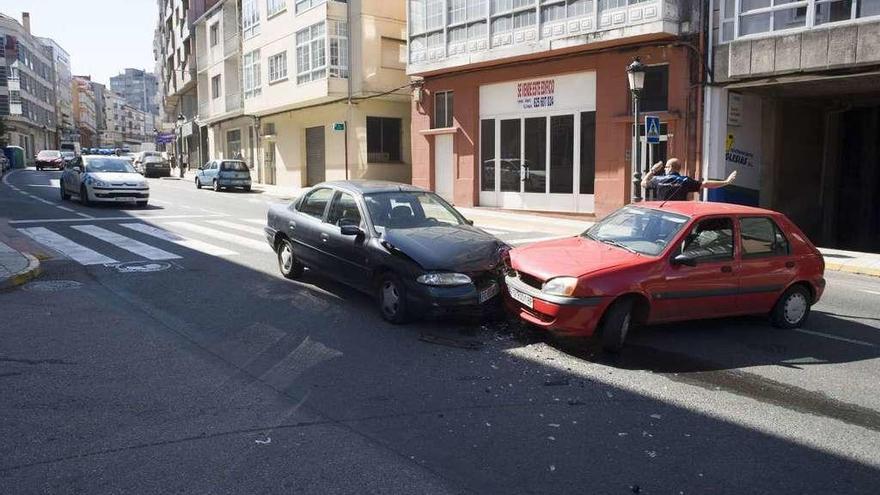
[{"left": 645, "top": 116, "right": 661, "bottom": 144}]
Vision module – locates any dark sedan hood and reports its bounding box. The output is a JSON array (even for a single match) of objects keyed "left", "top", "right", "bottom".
[{"left": 382, "top": 225, "right": 505, "bottom": 272}]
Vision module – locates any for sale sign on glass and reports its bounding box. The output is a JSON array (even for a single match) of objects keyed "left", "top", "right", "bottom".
[{"left": 517, "top": 79, "right": 555, "bottom": 110}]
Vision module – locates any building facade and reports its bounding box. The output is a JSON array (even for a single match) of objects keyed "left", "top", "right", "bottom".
[
  {"left": 407, "top": 0, "right": 705, "bottom": 218},
  {"left": 36, "top": 37, "right": 74, "bottom": 148},
  {"left": 110, "top": 68, "right": 161, "bottom": 116},
  {"left": 0, "top": 12, "right": 57, "bottom": 161},
  {"left": 103, "top": 91, "right": 126, "bottom": 147},
  {"left": 704, "top": 0, "right": 880, "bottom": 253},
  {"left": 72, "top": 76, "right": 97, "bottom": 148},
  {"left": 155, "top": 0, "right": 201, "bottom": 166},
  {"left": 194, "top": 0, "right": 412, "bottom": 186}
]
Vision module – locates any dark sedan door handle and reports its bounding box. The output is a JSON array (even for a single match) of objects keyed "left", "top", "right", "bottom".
[
  {"left": 320, "top": 233, "right": 329, "bottom": 242},
  {"left": 785, "top": 261, "right": 796, "bottom": 268},
  {"left": 721, "top": 266, "right": 733, "bottom": 273},
  {"left": 288, "top": 221, "right": 296, "bottom": 231}
]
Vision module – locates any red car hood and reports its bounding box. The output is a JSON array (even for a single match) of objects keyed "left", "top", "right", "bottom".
[{"left": 510, "top": 236, "right": 642, "bottom": 281}]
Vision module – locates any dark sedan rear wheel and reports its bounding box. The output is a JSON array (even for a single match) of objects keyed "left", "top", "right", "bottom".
[
  {"left": 771, "top": 285, "right": 811, "bottom": 329},
  {"left": 378, "top": 273, "right": 409, "bottom": 324},
  {"left": 599, "top": 298, "right": 634, "bottom": 353},
  {"left": 277, "top": 238, "right": 304, "bottom": 280}
]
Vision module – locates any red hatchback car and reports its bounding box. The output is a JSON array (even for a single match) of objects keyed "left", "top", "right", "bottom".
[{"left": 505, "top": 202, "right": 825, "bottom": 351}]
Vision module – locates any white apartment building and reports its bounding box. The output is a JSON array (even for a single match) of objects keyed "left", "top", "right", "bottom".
[
  {"left": 36, "top": 37, "right": 74, "bottom": 147},
  {"left": 197, "top": 0, "right": 411, "bottom": 186}
]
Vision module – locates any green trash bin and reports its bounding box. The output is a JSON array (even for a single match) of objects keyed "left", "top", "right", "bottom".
[{"left": 4, "top": 146, "right": 26, "bottom": 169}]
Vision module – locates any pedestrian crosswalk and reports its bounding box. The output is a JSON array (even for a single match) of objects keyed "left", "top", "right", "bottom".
[
  {"left": 16, "top": 216, "right": 569, "bottom": 269},
  {"left": 17, "top": 218, "right": 265, "bottom": 267}
]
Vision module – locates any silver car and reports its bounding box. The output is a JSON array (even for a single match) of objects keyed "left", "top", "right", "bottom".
[{"left": 60, "top": 155, "right": 150, "bottom": 207}]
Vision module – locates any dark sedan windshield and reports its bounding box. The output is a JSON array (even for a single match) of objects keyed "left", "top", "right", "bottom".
[
  {"left": 583, "top": 206, "right": 689, "bottom": 256},
  {"left": 84, "top": 158, "right": 137, "bottom": 173},
  {"left": 364, "top": 191, "right": 465, "bottom": 230}
]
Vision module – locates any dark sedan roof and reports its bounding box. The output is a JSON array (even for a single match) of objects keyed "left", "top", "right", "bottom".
[{"left": 319, "top": 180, "right": 425, "bottom": 195}]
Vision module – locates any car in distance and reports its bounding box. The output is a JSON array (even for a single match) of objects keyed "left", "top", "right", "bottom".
[
  {"left": 505, "top": 202, "right": 825, "bottom": 352},
  {"left": 60, "top": 155, "right": 150, "bottom": 207},
  {"left": 196, "top": 160, "right": 252, "bottom": 191},
  {"left": 141, "top": 154, "right": 171, "bottom": 178},
  {"left": 265, "top": 181, "right": 507, "bottom": 322},
  {"left": 35, "top": 150, "right": 65, "bottom": 171},
  {"left": 60, "top": 151, "right": 77, "bottom": 166}
]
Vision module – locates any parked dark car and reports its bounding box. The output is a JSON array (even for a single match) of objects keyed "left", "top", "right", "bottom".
[
  {"left": 141, "top": 155, "right": 171, "bottom": 178},
  {"left": 265, "top": 181, "right": 508, "bottom": 322},
  {"left": 35, "top": 150, "right": 64, "bottom": 170}
]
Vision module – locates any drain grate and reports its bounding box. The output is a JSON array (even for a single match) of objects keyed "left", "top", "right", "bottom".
[{"left": 22, "top": 280, "right": 84, "bottom": 292}]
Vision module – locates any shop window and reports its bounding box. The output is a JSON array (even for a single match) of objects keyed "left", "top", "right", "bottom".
[
  {"left": 524, "top": 117, "right": 546, "bottom": 193},
  {"left": 580, "top": 111, "right": 596, "bottom": 195},
  {"left": 367, "top": 117, "right": 402, "bottom": 162},
  {"left": 226, "top": 129, "right": 242, "bottom": 159},
  {"left": 434, "top": 91, "right": 454, "bottom": 128},
  {"left": 640, "top": 65, "right": 668, "bottom": 113},
  {"left": 549, "top": 115, "right": 574, "bottom": 194},
  {"left": 480, "top": 119, "right": 495, "bottom": 191},
  {"left": 499, "top": 119, "right": 521, "bottom": 192}
]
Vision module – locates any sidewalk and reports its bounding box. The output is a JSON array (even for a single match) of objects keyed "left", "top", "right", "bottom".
[{"left": 0, "top": 224, "right": 41, "bottom": 290}]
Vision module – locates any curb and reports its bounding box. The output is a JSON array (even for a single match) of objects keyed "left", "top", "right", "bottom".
[
  {"left": 824, "top": 262, "right": 880, "bottom": 278},
  {"left": 0, "top": 253, "right": 41, "bottom": 291}
]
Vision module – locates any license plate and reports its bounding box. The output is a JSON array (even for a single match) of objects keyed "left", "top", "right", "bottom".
[
  {"left": 479, "top": 282, "right": 500, "bottom": 304},
  {"left": 114, "top": 197, "right": 134, "bottom": 201},
  {"left": 508, "top": 285, "right": 533, "bottom": 309}
]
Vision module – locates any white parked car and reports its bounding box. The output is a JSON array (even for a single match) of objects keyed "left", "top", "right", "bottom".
[{"left": 60, "top": 155, "right": 150, "bottom": 207}]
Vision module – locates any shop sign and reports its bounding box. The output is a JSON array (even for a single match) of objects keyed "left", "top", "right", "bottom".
[
  {"left": 517, "top": 79, "right": 555, "bottom": 110},
  {"left": 728, "top": 92, "right": 743, "bottom": 126},
  {"left": 725, "top": 133, "right": 754, "bottom": 168}
]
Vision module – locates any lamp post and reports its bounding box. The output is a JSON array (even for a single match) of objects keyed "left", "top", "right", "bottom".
[
  {"left": 176, "top": 113, "right": 185, "bottom": 178},
  {"left": 626, "top": 58, "right": 646, "bottom": 203}
]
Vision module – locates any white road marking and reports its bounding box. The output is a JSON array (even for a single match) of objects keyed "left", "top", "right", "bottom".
[
  {"left": 242, "top": 219, "right": 268, "bottom": 226},
  {"left": 506, "top": 235, "right": 571, "bottom": 246},
  {"left": 10, "top": 214, "right": 223, "bottom": 225},
  {"left": 860, "top": 289, "right": 880, "bottom": 296},
  {"left": 18, "top": 227, "right": 118, "bottom": 266},
  {"left": 148, "top": 198, "right": 173, "bottom": 205},
  {"left": 120, "top": 223, "right": 238, "bottom": 257},
  {"left": 164, "top": 222, "right": 272, "bottom": 252},
  {"left": 55, "top": 206, "right": 75, "bottom": 212},
  {"left": 793, "top": 329, "right": 876, "bottom": 348},
  {"left": 481, "top": 228, "right": 512, "bottom": 235},
  {"left": 205, "top": 220, "right": 265, "bottom": 236},
  {"left": 72, "top": 225, "right": 181, "bottom": 261},
  {"left": 27, "top": 194, "right": 56, "bottom": 206}
]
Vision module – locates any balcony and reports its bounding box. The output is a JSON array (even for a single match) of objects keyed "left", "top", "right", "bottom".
[
  {"left": 407, "top": 0, "right": 680, "bottom": 74},
  {"left": 224, "top": 33, "right": 240, "bottom": 58},
  {"left": 225, "top": 93, "right": 241, "bottom": 113}
]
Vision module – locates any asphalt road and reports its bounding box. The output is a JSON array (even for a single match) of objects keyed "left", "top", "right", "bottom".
[{"left": 2, "top": 168, "right": 879, "bottom": 494}]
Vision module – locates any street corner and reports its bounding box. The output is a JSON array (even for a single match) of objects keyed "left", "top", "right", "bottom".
[{"left": 0, "top": 249, "right": 42, "bottom": 291}]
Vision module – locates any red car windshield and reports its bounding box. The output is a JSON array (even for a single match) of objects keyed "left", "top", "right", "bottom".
[{"left": 583, "top": 206, "right": 689, "bottom": 256}]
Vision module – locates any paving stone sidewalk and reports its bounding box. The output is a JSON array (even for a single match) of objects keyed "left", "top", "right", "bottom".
[{"left": 0, "top": 239, "right": 41, "bottom": 290}]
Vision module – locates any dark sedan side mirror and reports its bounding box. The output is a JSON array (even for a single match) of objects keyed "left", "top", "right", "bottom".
[
  {"left": 671, "top": 252, "right": 698, "bottom": 267},
  {"left": 340, "top": 224, "right": 363, "bottom": 236}
]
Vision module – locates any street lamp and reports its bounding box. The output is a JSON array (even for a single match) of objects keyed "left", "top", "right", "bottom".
[
  {"left": 176, "top": 113, "right": 185, "bottom": 177},
  {"left": 626, "top": 57, "right": 646, "bottom": 203}
]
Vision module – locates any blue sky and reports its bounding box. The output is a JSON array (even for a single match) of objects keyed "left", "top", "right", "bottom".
[{"left": 1, "top": 0, "right": 158, "bottom": 85}]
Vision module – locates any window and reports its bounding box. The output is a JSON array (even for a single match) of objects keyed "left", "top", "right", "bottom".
[
  {"left": 210, "top": 23, "right": 219, "bottom": 46},
  {"left": 295, "top": 0, "right": 328, "bottom": 14},
  {"left": 681, "top": 217, "right": 735, "bottom": 262},
  {"left": 550, "top": 115, "right": 573, "bottom": 193},
  {"left": 296, "top": 22, "right": 326, "bottom": 84},
  {"left": 242, "top": 0, "right": 260, "bottom": 39},
  {"left": 327, "top": 192, "right": 362, "bottom": 227},
  {"left": 720, "top": 0, "right": 880, "bottom": 41},
  {"left": 640, "top": 65, "right": 668, "bottom": 113},
  {"left": 741, "top": 217, "right": 790, "bottom": 258},
  {"left": 211, "top": 75, "right": 221, "bottom": 99},
  {"left": 299, "top": 187, "right": 334, "bottom": 218},
  {"left": 433, "top": 91, "right": 453, "bottom": 128},
  {"left": 449, "top": 0, "right": 487, "bottom": 24},
  {"left": 267, "top": 0, "right": 287, "bottom": 17},
  {"left": 366, "top": 117, "right": 402, "bottom": 162},
  {"left": 328, "top": 21, "right": 349, "bottom": 78},
  {"left": 226, "top": 129, "right": 242, "bottom": 159},
  {"left": 480, "top": 119, "right": 495, "bottom": 192},
  {"left": 268, "top": 52, "right": 288, "bottom": 83},
  {"left": 243, "top": 50, "right": 261, "bottom": 98},
  {"left": 579, "top": 111, "right": 596, "bottom": 195}
]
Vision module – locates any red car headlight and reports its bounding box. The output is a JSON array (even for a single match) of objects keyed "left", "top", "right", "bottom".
[{"left": 541, "top": 277, "right": 579, "bottom": 297}]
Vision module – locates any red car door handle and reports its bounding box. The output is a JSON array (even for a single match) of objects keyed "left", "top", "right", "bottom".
[
  {"left": 785, "top": 261, "right": 795, "bottom": 268},
  {"left": 721, "top": 266, "right": 733, "bottom": 273}
]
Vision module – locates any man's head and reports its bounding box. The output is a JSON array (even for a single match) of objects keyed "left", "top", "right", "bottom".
[{"left": 665, "top": 158, "right": 682, "bottom": 175}]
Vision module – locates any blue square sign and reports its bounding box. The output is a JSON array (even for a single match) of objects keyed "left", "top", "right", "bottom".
[{"left": 645, "top": 116, "right": 661, "bottom": 144}]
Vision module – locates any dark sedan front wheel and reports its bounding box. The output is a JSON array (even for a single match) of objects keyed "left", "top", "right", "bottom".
[
  {"left": 378, "top": 273, "right": 409, "bottom": 324},
  {"left": 277, "top": 238, "right": 303, "bottom": 280}
]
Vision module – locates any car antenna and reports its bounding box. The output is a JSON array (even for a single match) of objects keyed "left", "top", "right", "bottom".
[{"left": 657, "top": 176, "right": 693, "bottom": 209}]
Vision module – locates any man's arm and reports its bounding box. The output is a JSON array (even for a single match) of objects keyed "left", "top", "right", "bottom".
[
  {"left": 641, "top": 161, "right": 664, "bottom": 189},
  {"left": 702, "top": 170, "right": 737, "bottom": 189}
]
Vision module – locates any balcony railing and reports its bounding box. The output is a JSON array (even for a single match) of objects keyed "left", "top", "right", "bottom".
[
  {"left": 225, "top": 93, "right": 241, "bottom": 113},
  {"left": 224, "top": 33, "right": 240, "bottom": 58}
]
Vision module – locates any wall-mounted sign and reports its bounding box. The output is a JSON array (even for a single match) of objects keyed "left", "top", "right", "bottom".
[
  {"left": 333, "top": 122, "right": 346, "bottom": 131},
  {"left": 727, "top": 92, "right": 743, "bottom": 126},
  {"left": 516, "top": 79, "right": 555, "bottom": 110},
  {"left": 645, "top": 116, "right": 661, "bottom": 144}
]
